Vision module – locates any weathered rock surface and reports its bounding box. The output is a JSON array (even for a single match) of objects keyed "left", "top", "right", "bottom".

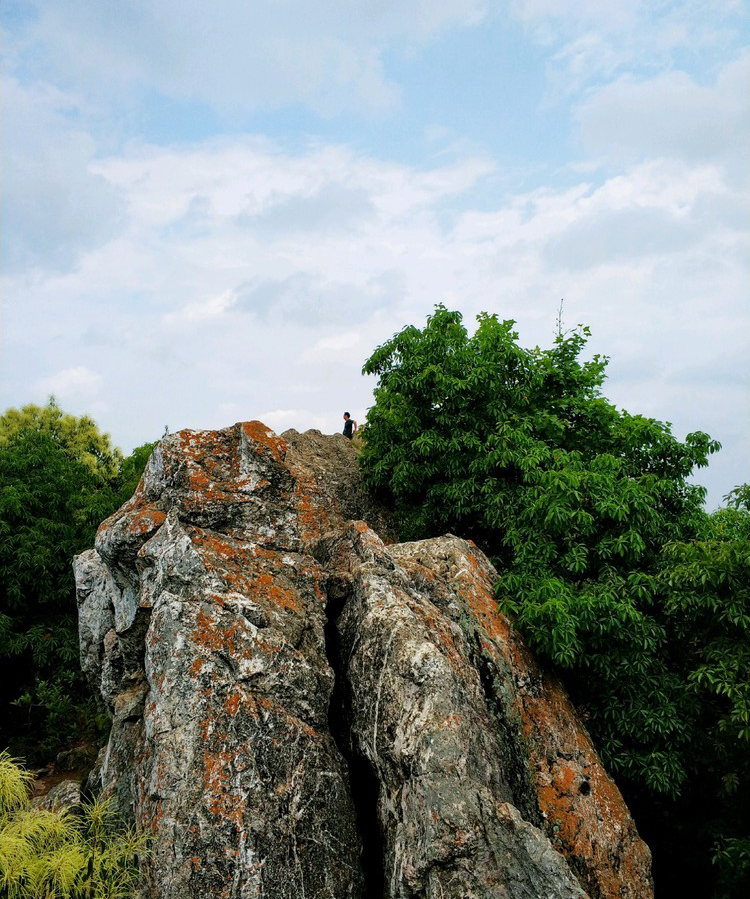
[
  {"left": 74, "top": 422, "right": 652, "bottom": 899},
  {"left": 31, "top": 779, "right": 82, "bottom": 812}
]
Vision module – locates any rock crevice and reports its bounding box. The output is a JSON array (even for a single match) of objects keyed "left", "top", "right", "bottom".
[
  {"left": 75, "top": 422, "right": 652, "bottom": 899},
  {"left": 324, "top": 586, "right": 386, "bottom": 899}
]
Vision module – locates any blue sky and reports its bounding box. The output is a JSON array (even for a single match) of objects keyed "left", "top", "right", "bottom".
[{"left": 2, "top": 0, "right": 748, "bottom": 506}]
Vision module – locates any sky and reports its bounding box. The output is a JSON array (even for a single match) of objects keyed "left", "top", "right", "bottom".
[{"left": 2, "top": 0, "right": 748, "bottom": 507}]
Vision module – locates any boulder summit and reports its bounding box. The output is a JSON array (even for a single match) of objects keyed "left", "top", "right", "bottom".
[{"left": 74, "top": 422, "right": 652, "bottom": 899}]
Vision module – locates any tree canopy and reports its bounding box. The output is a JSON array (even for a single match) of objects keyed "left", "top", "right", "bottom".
[
  {"left": 360, "top": 305, "right": 747, "bottom": 897},
  {"left": 0, "top": 399, "right": 122, "bottom": 481},
  {"left": 0, "top": 402, "right": 156, "bottom": 761}
]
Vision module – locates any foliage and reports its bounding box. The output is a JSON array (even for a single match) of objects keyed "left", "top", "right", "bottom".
[
  {"left": 0, "top": 399, "right": 122, "bottom": 482},
  {"left": 362, "top": 306, "right": 718, "bottom": 791},
  {"left": 0, "top": 404, "right": 156, "bottom": 762},
  {"left": 361, "top": 305, "right": 748, "bottom": 896},
  {"left": 115, "top": 441, "right": 157, "bottom": 508},
  {"left": 664, "top": 492, "right": 750, "bottom": 747},
  {"left": 659, "top": 488, "right": 750, "bottom": 896},
  {"left": 0, "top": 752, "right": 144, "bottom": 898}
]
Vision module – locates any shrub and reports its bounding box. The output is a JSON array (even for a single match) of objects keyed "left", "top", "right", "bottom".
[{"left": 0, "top": 752, "right": 145, "bottom": 898}]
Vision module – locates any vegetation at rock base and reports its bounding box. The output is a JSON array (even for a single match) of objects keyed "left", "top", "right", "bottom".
[
  {"left": 360, "top": 305, "right": 749, "bottom": 898},
  {"left": 0, "top": 400, "right": 156, "bottom": 762},
  {"left": 0, "top": 752, "right": 144, "bottom": 898}
]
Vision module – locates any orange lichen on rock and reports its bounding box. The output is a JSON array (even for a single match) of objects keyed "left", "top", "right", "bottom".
[
  {"left": 241, "top": 420, "right": 287, "bottom": 462},
  {"left": 178, "top": 430, "right": 235, "bottom": 482},
  {"left": 223, "top": 692, "right": 241, "bottom": 716},
  {"left": 189, "top": 657, "right": 206, "bottom": 677},
  {"left": 209, "top": 688, "right": 321, "bottom": 743},
  {"left": 294, "top": 480, "right": 332, "bottom": 543},
  {"left": 191, "top": 529, "right": 248, "bottom": 562},
  {"left": 96, "top": 491, "right": 144, "bottom": 540},
  {"left": 128, "top": 506, "right": 166, "bottom": 537},
  {"left": 143, "top": 798, "right": 165, "bottom": 836},
  {"left": 237, "top": 692, "right": 320, "bottom": 740},
  {"left": 455, "top": 552, "right": 513, "bottom": 646},
  {"left": 386, "top": 537, "right": 651, "bottom": 898},
  {"left": 80, "top": 427, "right": 653, "bottom": 898},
  {"left": 185, "top": 467, "right": 243, "bottom": 506},
  {"left": 249, "top": 570, "right": 302, "bottom": 614},
  {"left": 455, "top": 547, "right": 652, "bottom": 899},
  {"left": 405, "top": 596, "right": 464, "bottom": 674},
  {"left": 175, "top": 426, "right": 272, "bottom": 508},
  {"left": 74, "top": 424, "right": 397, "bottom": 899},
  {"left": 192, "top": 608, "right": 241, "bottom": 656},
  {"left": 190, "top": 526, "right": 318, "bottom": 617},
  {"left": 203, "top": 749, "right": 245, "bottom": 827}
]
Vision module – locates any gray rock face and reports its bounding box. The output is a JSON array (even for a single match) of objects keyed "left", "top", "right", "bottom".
[
  {"left": 74, "top": 422, "right": 652, "bottom": 899},
  {"left": 327, "top": 528, "right": 582, "bottom": 898},
  {"left": 32, "top": 779, "right": 82, "bottom": 812}
]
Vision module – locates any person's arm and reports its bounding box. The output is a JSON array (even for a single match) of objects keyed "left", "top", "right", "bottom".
[{"left": 353, "top": 420, "right": 358, "bottom": 434}]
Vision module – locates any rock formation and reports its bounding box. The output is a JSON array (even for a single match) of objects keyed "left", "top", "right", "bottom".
[{"left": 74, "top": 422, "right": 652, "bottom": 899}]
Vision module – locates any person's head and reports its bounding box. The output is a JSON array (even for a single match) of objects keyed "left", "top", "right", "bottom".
[{"left": 343, "top": 412, "right": 350, "bottom": 420}]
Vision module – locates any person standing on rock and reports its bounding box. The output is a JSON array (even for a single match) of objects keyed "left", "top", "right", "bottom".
[{"left": 342, "top": 412, "right": 357, "bottom": 439}]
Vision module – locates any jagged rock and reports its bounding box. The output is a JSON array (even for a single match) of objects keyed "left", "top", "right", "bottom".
[
  {"left": 32, "top": 779, "right": 82, "bottom": 812},
  {"left": 74, "top": 422, "right": 652, "bottom": 899},
  {"left": 55, "top": 744, "right": 98, "bottom": 773},
  {"left": 323, "top": 525, "right": 651, "bottom": 899}
]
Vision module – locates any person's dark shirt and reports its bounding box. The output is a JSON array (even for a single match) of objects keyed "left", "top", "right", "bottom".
[{"left": 343, "top": 418, "right": 353, "bottom": 439}]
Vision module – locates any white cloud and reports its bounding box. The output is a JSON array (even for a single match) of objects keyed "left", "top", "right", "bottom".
[
  {"left": 37, "top": 366, "right": 103, "bottom": 398},
  {"left": 3, "top": 6, "right": 748, "bottom": 507},
  {"left": 4, "top": 134, "right": 744, "bottom": 500},
  {"left": 256, "top": 408, "right": 307, "bottom": 428},
  {"left": 8, "top": 0, "right": 489, "bottom": 119},
  {"left": 511, "top": 0, "right": 639, "bottom": 35},
  {"left": 166, "top": 289, "right": 239, "bottom": 324},
  {"left": 301, "top": 331, "right": 362, "bottom": 363},
  {"left": 576, "top": 51, "right": 750, "bottom": 164},
  {"left": 0, "top": 78, "right": 124, "bottom": 274},
  {"left": 510, "top": 0, "right": 748, "bottom": 93},
  {"left": 244, "top": 183, "right": 375, "bottom": 234}
]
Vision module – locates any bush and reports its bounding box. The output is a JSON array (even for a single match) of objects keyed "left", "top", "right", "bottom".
[{"left": 0, "top": 752, "right": 144, "bottom": 898}]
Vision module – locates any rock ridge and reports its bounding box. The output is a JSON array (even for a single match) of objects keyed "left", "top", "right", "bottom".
[{"left": 74, "top": 421, "right": 652, "bottom": 899}]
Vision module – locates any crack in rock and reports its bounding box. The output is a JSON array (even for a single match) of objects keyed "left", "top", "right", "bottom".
[{"left": 75, "top": 422, "right": 653, "bottom": 899}]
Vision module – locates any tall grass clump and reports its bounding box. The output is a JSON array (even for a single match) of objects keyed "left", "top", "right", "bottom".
[{"left": 0, "top": 751, "right": 145, "bottom": 898}]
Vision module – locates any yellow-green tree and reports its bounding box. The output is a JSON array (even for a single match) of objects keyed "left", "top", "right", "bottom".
[{"left": 0, "top": 399, "right": 122, "bottom": 481}]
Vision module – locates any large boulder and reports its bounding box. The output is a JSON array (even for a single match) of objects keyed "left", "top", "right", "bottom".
[{"left": 74, "top": 422, "right": 652, "bottom": 899}]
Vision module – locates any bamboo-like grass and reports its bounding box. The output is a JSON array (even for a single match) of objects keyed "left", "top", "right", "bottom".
[{"left": 0, "top": 751, "right": 146, "bottom": 899}]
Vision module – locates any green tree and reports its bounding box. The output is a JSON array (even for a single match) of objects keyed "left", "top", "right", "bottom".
[
  {"left": 0, "top": 403, "right": 156, "bottom": 761},
  {"left": 0, "top": 430, "right": 107, "bottom": 758},
  {"left": 114, "top": 440, "right": 157, "bottom": 508},
  {"left": 361, "top": 310, "right": 716, "bottom": 790},
  {"left": 657, "top": 487, "right": 750, "bottom": 896},
  {"left": 0, "top": 399, "right": 122, "bottom": 481},
  {"left": 360, "top": 306, "right": 747, "bottom": 896}
]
